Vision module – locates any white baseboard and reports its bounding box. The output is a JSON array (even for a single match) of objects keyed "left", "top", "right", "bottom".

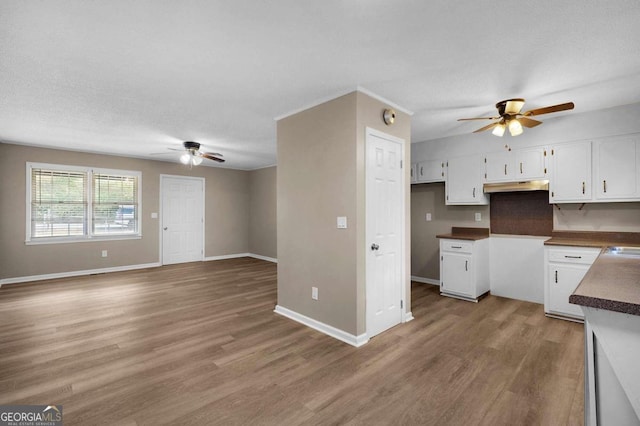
[
  {"left": 204, "top": 253, "right": 278, "bottom": 263},
  {"left": 274, "top": 305, "right": 368, "bottom": 347},
  {"left": 248, "top": 253, "right": 278, "bottom": 263},
  {"left": 404, "top": 312, "right": 414, "bottom": 322},
  {"left": 411, "top": 275, "right": 440, "bottom": 286},
  {"left": 0, "top": 262, "right": 161, "bottom": 286},
  {"left": 204, "top": 253, "right": 250, "bottom": 261},
  {"left": 1, "top": 254, "right": 279, "bottom": 287}
]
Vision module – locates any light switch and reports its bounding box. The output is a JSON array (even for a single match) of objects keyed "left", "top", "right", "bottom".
[
  {"left": 337, "top": 216, "right": 347, "bottom": 229},
  {"left": 425, "top": 213, "right": 432, "bottom": 221},
  {"left": 151, "top": 212, "right": 158, "bottom": 219}
]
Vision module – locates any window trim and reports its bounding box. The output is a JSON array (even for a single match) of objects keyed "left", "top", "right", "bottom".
[{"left": 26, "top": 162, "right": 142, "bottom": 244}]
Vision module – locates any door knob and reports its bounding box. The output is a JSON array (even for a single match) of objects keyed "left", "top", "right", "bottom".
[
  {"left": 163, "top": 227, "right": 168, "bottom": 231},
  {"left": 371, "top": 243, "right": 380, "bottom": 251}
]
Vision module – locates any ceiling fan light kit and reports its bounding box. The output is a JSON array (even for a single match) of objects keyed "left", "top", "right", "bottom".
[
  {"left": 458, "top": 98, "right": 575, "bottom": 137},
  {"left": 508, "top": 119, "right": 523, "bottom": 136},
  {"left": 180, "top": 152, "right": 203, "bottom": 166},
  {"left": 168, "top": 141, "right": 225, "bottom": 166},
  {"left": 492, "top": 123, "right": 506, "bottom": 137}
]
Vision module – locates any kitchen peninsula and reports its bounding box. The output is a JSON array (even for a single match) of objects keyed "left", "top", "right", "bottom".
[{"left": 569, "top": 246, "right": 640, "bottom": 426}]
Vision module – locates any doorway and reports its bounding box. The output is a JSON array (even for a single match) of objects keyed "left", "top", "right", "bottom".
[
  {"left": 160, "top": 175, "right": 205, "bottom": 265},
  {"left": 365, "top": 127, "right": 406, "bottom": 339}
]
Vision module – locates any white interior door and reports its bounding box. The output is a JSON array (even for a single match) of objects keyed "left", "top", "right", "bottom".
[
  {"left": 366, "top": 128, "right": 404, "bottom": 339},
  {"left": 161, "top": 176, "right": 204, "bottom": 265}
]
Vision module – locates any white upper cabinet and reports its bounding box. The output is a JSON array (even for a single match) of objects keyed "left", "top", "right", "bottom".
[
  {"left": 515, "top": 147, "right": 547, "bottom": 181},
  {"left": 446, "top": 155, "right": 489, "bottom": 205},
  {"left": 593, "top": 135, "right": 640, "bottom": 201},
  {"left": 484, "top": 146, "right": 547, "bottom": 182},
  {"left": 484, "top": 151, "right": 513, "bottom": 182},
  {"left": 415, "top": 159, "right": 445, "bottom": 183},
  {"left": 549, "top": 141, "right": 592, "bottom": 203}
]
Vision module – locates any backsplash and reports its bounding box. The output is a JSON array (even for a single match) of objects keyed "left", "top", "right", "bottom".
[{"left": 490, "top": 191, "right": 553, "bottom": 236}]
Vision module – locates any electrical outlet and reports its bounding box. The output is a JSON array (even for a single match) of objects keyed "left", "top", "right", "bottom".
[
  {"left": 425, "top": 213, "right": 432, "bottom": 221},
  {"left": 337, "top": 216, "right": 347, "bottom": 229},
  {"left": 475, "top": 212, "right": 482, "bottom": 222},
  {"left": 312, "top": 286, "right": 318, "bottom": 300},
  {"left": 101, "top": 250, "right": 108, "bottom": 258}
]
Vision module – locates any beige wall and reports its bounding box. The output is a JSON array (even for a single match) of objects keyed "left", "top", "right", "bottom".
[
  {"left": 248, "top": 166, "right": 277, "bottom": 259},
  {"left": 411, "top": 183, "right": 490, "bottom": 281},
  {"left": 277, "top": 91, "right": 411, "bottom": 336},
  {"left": 0, "top": 143, "right": 250, "bottom": 280}
]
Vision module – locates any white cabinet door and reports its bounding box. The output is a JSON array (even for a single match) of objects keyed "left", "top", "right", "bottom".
[
  {"left": 593, "top": 135, "right": 640, "bottom": 200},
  {"left": 548, "top": 264, "right": 589, "bottom": 318},
  {"left": 417, "top": 159, "right": 445, "bottom": 182},
  {"left": 485, "top": 147, "right": 547, "bottom": 182},
  {"left": 484, "top": 151, "right": 513, "bottom": 182},
  {"left": 410, "top": 163, "right": 418, "bottom": 184},
  {"left": 516, "top": 147, "right": 547, "bottom": 180},
  {"left": 544, "top": 246, "right": 600, "bottom": 321},
  {"left": 441, "top": 252, "right": 473, "bottom": 297},
  {"left": 550, "top": 141, "right": 592, "bottom": 203},
  {"left": 446, "top": 155, "right": 489, "bottom": 204}
]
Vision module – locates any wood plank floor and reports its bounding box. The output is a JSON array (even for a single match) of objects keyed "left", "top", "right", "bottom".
[{"left": 0, "top": 258, "right": 584, "bottom": 425}]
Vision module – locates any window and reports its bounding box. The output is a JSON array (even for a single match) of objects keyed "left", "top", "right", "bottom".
[{"left": 27, "top": 163, "right": 141, "bottom": 243}]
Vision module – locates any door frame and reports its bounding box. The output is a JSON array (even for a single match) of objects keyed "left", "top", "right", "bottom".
[
  {"left": 159, "top": 174, "right": 206, "bottom": 265},
  {"left": 365, "top": 126, "right": 407, "bottom": 338}
]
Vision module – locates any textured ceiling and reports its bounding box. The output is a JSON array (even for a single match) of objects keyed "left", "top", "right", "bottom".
[{"left": 2, "top": 1, "right": 640, "bottom": 170}]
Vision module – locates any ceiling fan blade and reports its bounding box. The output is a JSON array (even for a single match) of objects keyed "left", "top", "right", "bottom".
[
  {"left": 523, "top": 102, "right": 574, "bottom": 116},
  {"left": 518, "top": 117, "right": 543, "bottom": 128},
  {"left": 458, "top": 117, "right": 500, "bottom": 121},
  {"left": 200, "top": 152, "right": 225, "bottom": 163},
  {"left": 473, "top": 122, "right": 500, "bottom": 133},
  {"left": 504, "top": 99, "right": 525, "bottom": 115}
]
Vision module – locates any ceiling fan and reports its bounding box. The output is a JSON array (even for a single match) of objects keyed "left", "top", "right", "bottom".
[
  {"left": 168, "top": 141, "right": 225, "bottom": 165},
  {"left": 458, "top": 99, "right": 575, "bottom": 137}
]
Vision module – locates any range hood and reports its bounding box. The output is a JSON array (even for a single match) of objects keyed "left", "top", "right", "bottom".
[{"left": 483, "top": 180, "right": 549, "bottom": 193}]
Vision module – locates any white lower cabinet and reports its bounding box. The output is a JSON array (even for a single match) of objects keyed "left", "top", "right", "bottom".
[
  {"left": 544, "top": 246, "right": 600, "bottom": 320},
  {"left": 440, "top": 238, "right": 490, "bottom": 301}
]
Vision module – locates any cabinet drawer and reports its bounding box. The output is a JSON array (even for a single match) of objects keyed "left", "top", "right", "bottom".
[
  {"left": 441, "top": 240, "right": 473, "bottom": 253},
  {"left": 547, "top": 249, "right": 599, "bottom": 264}
]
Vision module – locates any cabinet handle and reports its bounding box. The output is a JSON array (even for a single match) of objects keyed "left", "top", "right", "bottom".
[
  {"left": 603, "top": 180, "right": 607, "bottom": 193},
  {"left": 582, "top": 181, "right": 585, "bottom": 194},
  {"left": 451, "top": 246, "right": 462, "bottom": 249},
  {"left": 504, "top": 164, "right": 507, "bottom": 175},
  {"left": 555, "top": 270, "right": 558, "bottom": 283},
  {"left": 473, "top": 187, "right": 476, "bottom": 198},
  {"left": 465, "top": 260, "right": 468, "bottom": 271},
  {"left": 520, "top": 162, "right": 523, "bottom": 174},
  {"left": 564, "top": 255, "right": 582, "bottom": 259},
  {"left": 420, "top": 166, "right": 423, "bottom": 176}
]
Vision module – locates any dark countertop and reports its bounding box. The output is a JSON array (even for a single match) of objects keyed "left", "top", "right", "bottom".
[
  {"left": 544, "top": 230, "right": 640, "bottom": 248},
  {"left": 570, "top": 250, "right": 640, "bottom": 317},
  {"left": 436, "top": 227, "right": 490, "bottom": 241}
]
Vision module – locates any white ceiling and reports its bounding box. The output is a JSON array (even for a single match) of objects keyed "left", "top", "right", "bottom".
[{"left": 2, "top": 1, "right": 640, "bottom": 170}]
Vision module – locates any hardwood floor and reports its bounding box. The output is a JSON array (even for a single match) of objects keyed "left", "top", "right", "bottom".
[{"left": 0, "top": 258, "right": 584, "bottom": 425}]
